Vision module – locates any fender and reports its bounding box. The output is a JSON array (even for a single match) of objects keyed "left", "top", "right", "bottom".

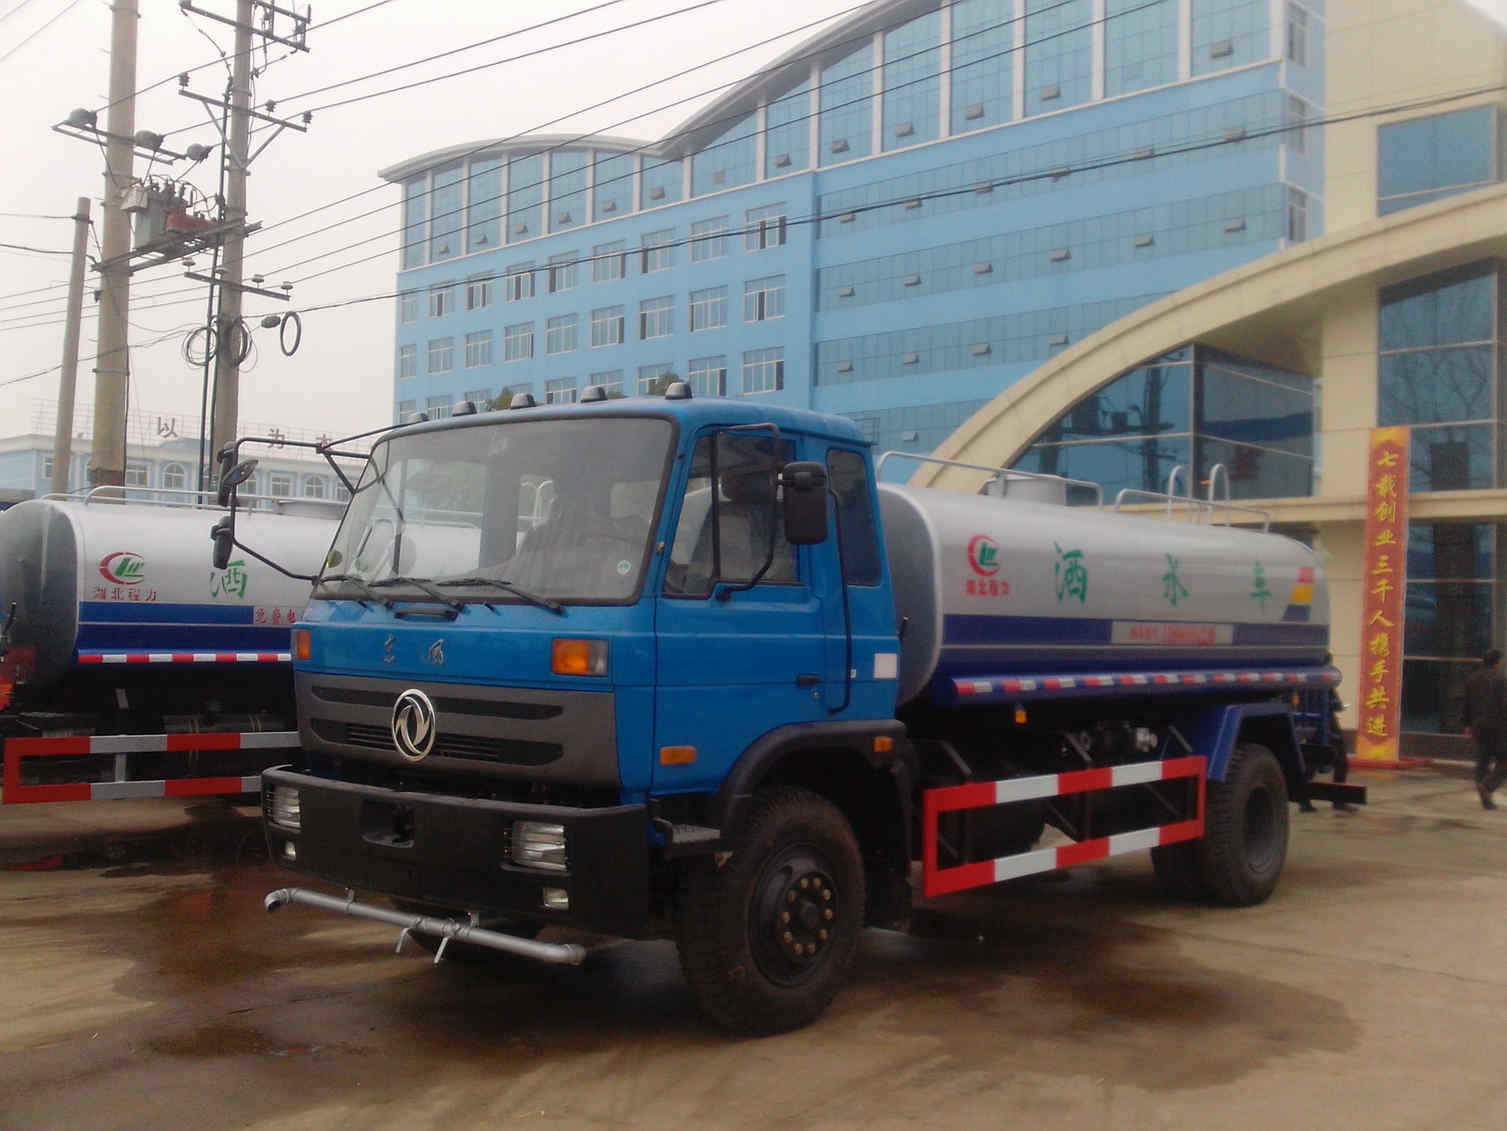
[{"left": 1176, "top": 699, "right": 1307, "bottom": 793}]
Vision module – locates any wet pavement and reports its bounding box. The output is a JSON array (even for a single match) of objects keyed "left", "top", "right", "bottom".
[{"left": 2, "top": 770, "right": 1506, "bottom": 1129}]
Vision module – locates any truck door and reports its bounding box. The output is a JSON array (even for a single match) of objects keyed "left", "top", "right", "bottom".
[{"left": 653, "top": 431, "right": 829, "bottom": 791}]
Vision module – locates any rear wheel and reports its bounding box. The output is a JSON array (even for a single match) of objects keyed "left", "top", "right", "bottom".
[
  {"left": 675, "top": 787, "right": 864, "bottom": 1036},
  {"left": 1199, "top": 743, "right": 1289, "bottom": 906}
]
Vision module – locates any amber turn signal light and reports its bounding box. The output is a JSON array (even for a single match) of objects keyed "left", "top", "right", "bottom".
[
  {"left": 659, "top": 745, "right": 697, "bottom": 766},
  {"left": 292, "top": 628, "right": 311, "bottom": 660},
  {"left": 551, "top": 638, "right": 608, "bottom": 676}
]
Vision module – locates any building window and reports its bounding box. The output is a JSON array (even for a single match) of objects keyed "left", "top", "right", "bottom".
[
  {"left": 1105, "top": 0, "right": 1180, "bottom": 97},
  {"left": 743, "top": 275, "right": 785, "bottom": 322},
  {"left": 508, "top": 152, "right": 542, "bottom": 241},
  {"left": 1286, "top": 188, "right": 1308, "bottom": 243},
  {"left": 269, "top": 472, "right": 294, "bottom": 497},
  {"left": 764, "top": 78, "right": 811, "bottom": 177},
  {"left": 1191, "top": 0, "right": 1270, "bottom": 76},
  {"left": 691, "top": 216, "right": 729, "bottom": 262},
  {"left": 548, "top": 251, "right": 578, "bottom": 293},
  {"left": 591, "top": 305, "right": 625, "bottom": 347},
  {"left": 741, "top": 347, "right": 784, "bottom": 394},
  {"left": 641, "top": 228, "right": 674, "bottom": 273},
  {"left": 1287, "top": 95, "right": 1309, "bottom": 156},
  {"left": 641, "top": 157, "right": 683, "bottom": 208},
  {"left": 41, "top": 455, "right": 54, "bottom": 482},
  {"left": 303, "top": 476, "right": 328, "bottom": 499},
  {"left": 396, "top": 399, "right": 416, "bottom": 421},
  {"left": 639, "top": 295, "right": 673, "bottom": 340},
  {"left": 882, "top": 8, "right": 941, "bottom": 151},
  {"left": 1402, "top": 523, "right": 1499, "bottom": 734},
  {"left": 638, "top": 363, "right": 676, "bottom": 395},
  {"left": 463, "top": 387, "right": 490, "bottom": 406},
  {"left": 505, "top": 263, "right": 535, "bottom": 302},
  {"left": 1378, "top": 263, "right": 1499, "bottom": 492},
  {"left": 820, "top": 41, "right": 873, "bottom": 165},
  {"left": 466, "top": 276, "right": 494, "bottom": 310},
  {"left": 399, "top": 290, "right": 419, "bottom": 323},
  {"left": 688, "top": 355, "right": 727, "bottom": 396},
  {"left": 1026, "top": 0, "right": 1094, "bottom": 114},
  {"left": 427, "top": 337, "right": 454, "bottom": 373},
  {"left": 592, "top": 240, "right": 626, "bottom": 282},
  {"left": 1378, "top": 106, "right": 1500, "bottom": 215},
  {"left": 466, "top": 157, "right": 501, "bottom": 252},
  {"left": 690, "top": 286, "right": 727, "bottom": 332},
  {"left": 426, "top": 395, "right": 453, "bottom": 420},
  {"left": 428, "top": 283, "right": 453, "bottom": 318},
  {"left": 161, "top": 463, "right": 187, "bottom": 491},
  {"left": 429, "top": 163, "right": 461, "bottom": 261},
  {"left": 691, "top": 115, "right": 758, "bottom": 196},
  {"left": 504, "top": 322, "right": 534, "bottom": 362},
  {"left": 745, "top": 203, "right": 787, "bottom": 251},
  {"left": 550, "top": 150, "right": 588, "bottom": 232},
  {"left": 541, "top": 377, "right": 575, "bottom": 405},
  {"left": 398, "top": 344, "right": 417, "bottom": 378},
  {"left": 951, "top": 0, "right": 1013, "bottom": 132},
  {"left": 589, "top": 370, "right": 624, "bottom": 397},
  {"left": 465, "top": 330, "right": 493, "bottom": 368},
  {"left": 546, "top": 314, "right": 578, "bottom": 355},
  {"left": 402, "top": 178, "right": 425, "bottom": 270},
  {"left": 594, "top": 150, "right": 633, "bottom": 220},
  {"left": 1286, "top": 2, "right": 1308, "bottom": 66}
]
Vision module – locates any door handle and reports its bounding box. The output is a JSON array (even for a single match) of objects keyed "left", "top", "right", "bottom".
[{"left": 795, "top": 673, "right": 821, "bottom": 687}]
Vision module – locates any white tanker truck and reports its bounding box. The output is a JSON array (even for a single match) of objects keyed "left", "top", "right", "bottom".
[
  {"left": 247, "top": 392, "right": 1363, "bottom": 1035},
  {"left": 0, "top": 492, "right": 338, "bottom": 803}
]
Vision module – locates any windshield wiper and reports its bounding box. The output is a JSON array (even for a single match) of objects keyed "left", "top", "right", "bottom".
[
  {"left": 368, "top": 575, "right": 464, "bottom": 611},
  {"left": 315, "top": 573, "right": 381, "bottom": 605},
  {"left": 434, "top": 576, "right": 565, "bottom": 615}
]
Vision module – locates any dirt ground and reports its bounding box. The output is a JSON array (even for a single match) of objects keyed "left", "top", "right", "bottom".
[{"left": 1, "top": 768, "right": 1504, "bottom": 1129}]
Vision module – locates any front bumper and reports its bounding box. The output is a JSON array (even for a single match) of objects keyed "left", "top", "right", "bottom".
[{"left": 261, "top": 766, "right": 651, "bottom": 935}]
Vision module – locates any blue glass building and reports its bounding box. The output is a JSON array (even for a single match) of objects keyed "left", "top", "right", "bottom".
[{"left": 382, "top": 0, "right": 1323, "bottom": 471}]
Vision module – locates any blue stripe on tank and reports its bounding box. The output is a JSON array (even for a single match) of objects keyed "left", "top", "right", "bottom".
[
  {"left": 74, "top": 623, "right": 292, "bottom": 651},
  {"left": 79, "top": 601, "right": 257, "bottom": 625}
]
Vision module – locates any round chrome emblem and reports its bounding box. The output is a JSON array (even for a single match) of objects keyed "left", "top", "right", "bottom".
[{"left": 391, "top": 688, "right": 437, "bottom": 762}]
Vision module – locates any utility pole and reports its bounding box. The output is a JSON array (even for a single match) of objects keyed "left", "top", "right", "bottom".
[
  {"left": 52, "top": 196, "right": 92, "bottom": 496},
  {"left": 91, "top": 0, "right": 138, "bottom": 489},
  {"left": 209, "top": 0, "right": 254, "bottom": 476}
]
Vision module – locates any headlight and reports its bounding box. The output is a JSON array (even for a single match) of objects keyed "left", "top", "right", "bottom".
[
  {"left": 511, "top": 821, "right": 567, "bottom": 871},
  {"left": 268, "top": 785, "right": 301, "bottom": 830}
]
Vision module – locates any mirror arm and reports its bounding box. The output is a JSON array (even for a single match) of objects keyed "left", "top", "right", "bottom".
[{"left": 230, "top": 535, "right": 318, "bottom": 583}]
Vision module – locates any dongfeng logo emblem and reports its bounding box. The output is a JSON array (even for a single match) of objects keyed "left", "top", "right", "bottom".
[
  {"left": 391, "top": 689, "right": 437, "bottom": 762},
  {"left": 426, "top": 639, "right": 445, "bottom": 666}
]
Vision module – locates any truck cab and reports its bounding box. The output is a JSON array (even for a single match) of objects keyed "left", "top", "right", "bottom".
[{"left": 263, "top": 390, "right": 915, "bottom": 1026}]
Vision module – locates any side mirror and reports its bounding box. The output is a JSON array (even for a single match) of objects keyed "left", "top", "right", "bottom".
[
  {"left": 216, "top": 457, "right": 259, "bottom": 507},
  {"left": 780, "top": 462, "right": 829, "bottom": 545},
  {"left": 211, "top": 515, "right": 235, "bottom": 570}
]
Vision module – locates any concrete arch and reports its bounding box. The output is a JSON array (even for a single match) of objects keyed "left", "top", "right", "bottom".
[{"left": 915, "top": 182, "right": 1507, "bottom": 492}]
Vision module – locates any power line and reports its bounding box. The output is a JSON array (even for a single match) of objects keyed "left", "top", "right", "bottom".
[
  {"left": 0, "top": 210, "right": 74, "bottom": 220},
  {"left": 0, "top": 241, "right": 71, "bottom": 255},
  {"left": 0, "top": 0, "right": 85, "bottom": 66},
  {"left": 0, "top": 0, "right": 42, "bottom": 24}
]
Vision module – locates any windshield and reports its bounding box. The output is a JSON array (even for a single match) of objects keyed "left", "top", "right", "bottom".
[{"left": 319, "top": 416, "right": 673, "bottom": 604}]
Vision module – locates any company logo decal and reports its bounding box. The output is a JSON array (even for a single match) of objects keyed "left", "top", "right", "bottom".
[
  {"left": 391, "top": 688, "right": 437, "bottom": 762},
  {"left": 966, "top": 534, "right": 1001, "bottom": 577},
  {"left": 99, "top": 551, "right": 145, "bottom": 586},
  {"left": 425, "top": 639, "right": 446, "bottom": 666}
]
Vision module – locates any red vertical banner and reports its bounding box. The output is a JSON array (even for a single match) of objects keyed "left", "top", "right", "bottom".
[{"left": 1355, "top": 427, "right": 1411, "bottom": 762}]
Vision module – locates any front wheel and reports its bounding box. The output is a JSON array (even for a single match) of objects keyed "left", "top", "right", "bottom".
[
  {"left": 675, "top": 787, "right": 865, "bottom": 1036},
  {"left": 1199, "top": 743, "right": 1289, "bottom": 906}
]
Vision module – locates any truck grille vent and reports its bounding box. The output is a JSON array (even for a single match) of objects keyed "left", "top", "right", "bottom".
[{"left": 335, "top": 721, "right": 564, "bottom": 766}]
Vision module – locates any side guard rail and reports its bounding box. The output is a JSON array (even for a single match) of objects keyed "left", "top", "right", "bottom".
[{"left": 264, "top": 887, "right": 587, "bottom": 966}]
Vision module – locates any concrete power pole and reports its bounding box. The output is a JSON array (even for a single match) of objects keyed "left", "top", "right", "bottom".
[
  {"left": 208, "top": 0, "right": 255, "bottom": 478},
  {"left": 51, "top": 196, "right": 93, "bottom": 496},
  {"left": 90, "top": 0, "right": 138, "bottom": 489}
]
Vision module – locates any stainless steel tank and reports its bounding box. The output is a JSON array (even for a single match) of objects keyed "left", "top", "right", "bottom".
[{"left": 879, "top": 485, "right": 1328, "bottom": 705}]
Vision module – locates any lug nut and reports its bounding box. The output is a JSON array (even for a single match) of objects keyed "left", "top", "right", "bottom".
[
  {"left": 783, "top": 930, "right": 793, "bottom": 943},
  {"left": 799, "top": 878, "right": 809, "bottom": 890},
  {"left": 786, "top": 890, "right": 796, "bottom": 904},
  {"left": 818, "top": 929, "right": 829, "bottom": 941},
  {"left": 792, "top": 943, "right": 803, "bottom": 956},
  {"left": 781, "top": 911, "right": 790, "bottom": 924},
  {"left": 823, "top": 908, "right": 833, "bottom": 920},
  {"left": 822, "top": 889, "right": 832, "bottom": 902}
]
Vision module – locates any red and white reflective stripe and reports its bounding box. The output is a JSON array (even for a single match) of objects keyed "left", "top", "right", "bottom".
[
  {"left": 921, "top": 756, "right": 1206, "bottom": 898},
  {"left": 3, "top": 731, "right": 297, "bottom": 804},
  {"left": 5, "top": 730, "right": 297, "bottom": 756},
  {"left": 77, "top": 651, "right": 290, "bottom": 665}
]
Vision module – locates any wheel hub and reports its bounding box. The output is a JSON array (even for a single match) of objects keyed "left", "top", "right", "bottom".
[{"left": 754, "top": 856, "right": 838, "bottom": 977}]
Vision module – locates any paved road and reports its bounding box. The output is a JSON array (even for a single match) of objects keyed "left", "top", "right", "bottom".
[{"left": 1, "top": 770, "right": 1504, "bottom": 1129}]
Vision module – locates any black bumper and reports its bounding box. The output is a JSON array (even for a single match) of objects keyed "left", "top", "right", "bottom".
[{"left": 261, "top": 766, "right": 651, "bottom": 936}]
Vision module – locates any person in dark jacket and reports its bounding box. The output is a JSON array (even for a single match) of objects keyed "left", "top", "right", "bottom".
[{"left": 1462, "top": 648, "right": 1507, "bottom": 810}]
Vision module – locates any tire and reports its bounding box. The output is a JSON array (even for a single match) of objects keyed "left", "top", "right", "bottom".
[
  {"left": 1199, "top": 742, "right": 1289, "bottom": 906},
  {"left": 1151, "top": 839, "right": 1210, "bottom": 900},
  {"left": 675, "top": 787, "right": 865, "bottom": 1036}
]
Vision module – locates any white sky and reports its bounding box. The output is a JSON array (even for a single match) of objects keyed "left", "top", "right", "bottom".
[{"left": 0, "top": 0, "right": 861, "bottom": 440}]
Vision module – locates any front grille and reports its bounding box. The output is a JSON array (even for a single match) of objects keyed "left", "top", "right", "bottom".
[
  {"left": 332, "top": 720, "right": 564, "bottom": 766},
  {"left": 311, "top": 684, "right": 562, "bottom": 720}
]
